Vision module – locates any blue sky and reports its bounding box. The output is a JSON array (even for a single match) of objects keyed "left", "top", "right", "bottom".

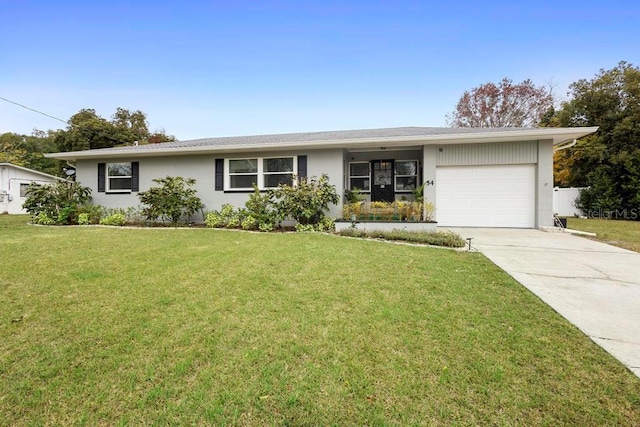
[{"left": 1, "top": 0, "right": 638, "bottom": 140}]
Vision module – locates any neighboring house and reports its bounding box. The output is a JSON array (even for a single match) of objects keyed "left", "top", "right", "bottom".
[
  {"left": 0, "top": 163, "right": 66, "bottom": 214},
  {"left": 45, "top": 126, "right": 597, "bottom": 228}
]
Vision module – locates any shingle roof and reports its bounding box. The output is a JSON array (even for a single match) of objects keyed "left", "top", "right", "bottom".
[
  {"left": 86, "top": 126, "right": 530, "bottom": 153},
  {"left": 45, "top": 126, "right": 599, "bottom": 160}
]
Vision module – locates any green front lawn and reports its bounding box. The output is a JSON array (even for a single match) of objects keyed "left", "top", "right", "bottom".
[
  {"left": 567, "top": 217, "right": 640, "bottom": 252},
  {"left": 1, "top": 215, "right": 639, "bottom": 425}
]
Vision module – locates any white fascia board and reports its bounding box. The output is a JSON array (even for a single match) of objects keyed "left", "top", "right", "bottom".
[
  {"left": 0, "top": 162, "right": 68, "bottom": 181},
  {"left": 45, "top": 127, "right": 599, "bottom": 161}
]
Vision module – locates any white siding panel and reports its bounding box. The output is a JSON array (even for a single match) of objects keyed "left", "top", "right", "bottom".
[
  {"left": 436, "top": 141, "right": 537, "bottom": 166},
  {"left": 77, "top": 149, "right": 346, "bottom": 220},
  {"left": 436, "top": 165, "right": 536, "bottom": 227}
]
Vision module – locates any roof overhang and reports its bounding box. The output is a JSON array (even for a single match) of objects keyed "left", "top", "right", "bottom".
[
  {"left": 45, "top": 127, "right": 599, "bottom": 161},
  {"left": 0, "top": 162, "right": 68, "bottom": 181}
]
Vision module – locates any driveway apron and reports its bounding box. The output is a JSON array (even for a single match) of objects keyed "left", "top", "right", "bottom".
[{"left": 447, "top": 228, "right": 640, "bottom": 378}]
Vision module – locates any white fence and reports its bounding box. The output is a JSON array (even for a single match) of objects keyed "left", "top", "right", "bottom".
[{"left": 553, "top": 187, "right": 586, "bottom": 217}]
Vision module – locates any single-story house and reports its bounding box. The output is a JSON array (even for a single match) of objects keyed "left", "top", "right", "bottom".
[
  {"left": 46, "top": 126, "right": 597, "bottom": 228},
  {"left": 0, "top": 163, "right": 67, "bottom": 214}
]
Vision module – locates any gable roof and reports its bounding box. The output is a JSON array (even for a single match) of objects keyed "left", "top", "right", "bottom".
[
  {"left": 0, "top": 163, "right": 67, "bottom": 181},
  {"left": 45, "top": 126, "right": 599, "bottom": 161}
]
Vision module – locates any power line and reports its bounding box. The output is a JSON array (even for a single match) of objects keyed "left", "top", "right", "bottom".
[
  {"left": 0, "top": 95, "right": 70, "bottom": 126},
  {"left": 1, "top": 95, "right": 137, "bottom": 146}
]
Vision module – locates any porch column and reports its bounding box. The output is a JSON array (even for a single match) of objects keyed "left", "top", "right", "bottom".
[{"left": 422, "top": 145, "right": 437, "bottom": 221}]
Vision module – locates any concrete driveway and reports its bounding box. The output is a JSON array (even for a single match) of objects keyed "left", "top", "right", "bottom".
[{"left": 447, "top": 227, "right": 640, "bottom": 378}]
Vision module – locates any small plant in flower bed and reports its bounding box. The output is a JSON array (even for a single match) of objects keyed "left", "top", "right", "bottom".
[
  {"left": 99, "top": 213, "right": 126, "bottom": 226},
  {"left": 206, "top": 204, "right": 250, "bottom": 229},
  {"left": 91, "top": 206, "right": 145, "bottom": 226},
  {"left": 338, "top": 228, "right": 466, "bottom": 248},
  {"left": 294, "top": 217, "right": 335, "bottom": 232},
  {"left": 32, "top": 212, "right": 56, "bottom": 225},
  {"left": 343, "top": 200, "right": 434, "bottom": 222},
  {"left": 77, "top": 213, "right": 90, "bottom": 225}
]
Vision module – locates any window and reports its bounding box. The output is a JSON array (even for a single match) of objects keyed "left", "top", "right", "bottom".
[
  {"left": 20, "top": 183, "right": 31, "bottom": 198},
  {"left": 349, "top": 162, "right": 370, "bottom": 191},
  {"left": 98, "top": 162, "right": 138, "bottom": 193},
  {"left": 225, "top": 156, "right": 296, "bottom": 190},
  {"left": 395, "top": 160, "right": 419, "bottom": 191},
  {"left": 107, "top": 162, "right": 132, "bottom": 192},
  {"left": 263, "top": 157, "right": 294, "bottom": 188},
  {"left": 228, "top": 159, "right": 258, "bottom": 189}
]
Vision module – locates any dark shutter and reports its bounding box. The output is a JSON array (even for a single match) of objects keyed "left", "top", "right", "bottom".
[
  {"left": 97, "top": 163, "right": 106, "bottom": 192},
  {"left": 215, "top": 158, "right": 224, "bottom": 191},
  {"left": 131, "top": 162, "right": 139, "bottom": 192},
  {"left": 297, "top": 155, "right": 307, "bottom": 180}
]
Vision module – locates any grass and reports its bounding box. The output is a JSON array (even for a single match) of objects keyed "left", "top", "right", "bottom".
[
  {"left": 567, "top": 217, "right": 640, "bottom": 252},
  {"left": 1, "top": 214, "right": 639, "bottom": 425}
]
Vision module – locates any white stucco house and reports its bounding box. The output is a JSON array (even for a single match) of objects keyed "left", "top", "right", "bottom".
[
  {"left": 46, "top": 126, "right": 597, "bottom": 228},
  {"left": 0, "top": 163, "right": 67, "bottom": 214}
]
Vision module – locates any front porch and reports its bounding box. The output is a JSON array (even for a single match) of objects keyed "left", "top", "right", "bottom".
[
  {"left": 338, "top": 146, "right": 436, "bottom": 232},
  {"left": 335, "top": 199, "right": 437, "bottom": 233},
  {"left": 344, "top": 146, "right": 427, "bottom": 204}
]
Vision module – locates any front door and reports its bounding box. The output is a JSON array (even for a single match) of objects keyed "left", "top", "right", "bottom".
[{"left": 371, "top": 160, "right": 394, "bottom": 202}]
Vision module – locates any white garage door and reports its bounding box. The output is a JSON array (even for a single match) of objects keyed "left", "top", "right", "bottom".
[{"left": 436, "top": 164, "right": 536, "bottom": 228}]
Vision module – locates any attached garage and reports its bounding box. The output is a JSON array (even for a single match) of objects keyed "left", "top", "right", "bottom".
[
  {"left": 436, "top": 164, "right": 536, "bottom": 227},
  {"left": 432, "top": 140, "right": 541, "bottom": 228}
]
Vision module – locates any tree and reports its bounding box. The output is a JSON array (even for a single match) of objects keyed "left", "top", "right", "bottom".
[
  {"left": 53, "top": 107, "right": 156, "bottom": 152},
  {"left": 147, "top": 130, "right": 176, "bottom": 144},
  {"left": 549, "top": 61, "right": 640, "bottom": 216},
  {"left": 54, "top": 109, "right": 120, "bottom": 152},
  {"left": 111, "top": 108, "right": 150, "bottom": 144},
  {"left": 0, "top": 131, "right": 65, "bottom": 177},
  {"left": 447, "top": 78, "right": 554, "bottom": 127}
]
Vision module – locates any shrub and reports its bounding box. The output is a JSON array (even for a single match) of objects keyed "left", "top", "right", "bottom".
[
  {"left": 295, "top": 223, "right": 316, "bottom": 232},
  {"left": 342, "top": 200, "right": 434, "bottom": 222},
  {"left": 271, "top": 174, "right": 339, "bottom": 225},
  {"left": 205, "top": 213, "right": 222, "bottom": 228},
  {"left": 258, "top": 221, "right": 275, "bottom": 232},
  {"left": 77, "top": 213, "right": 90, "bottom": 225},
  {"left": 22, "top": 181, "right": 92, "bottom": 225},
  {"left": 205, "top": 204, "right": 247, "bottom": 229},
  {"left": 123, "top": 206, "right": 146, "bottom": 225},
  {"left": 344, "top": 188, "right": 364, "bottom": 203},
  {"left": 338, "top": 229, "right": 466, "bottom": 248},
  {"left": 318, "top": 216, "right": 335, "bottom": 231},
  {"left": 138, "top": 176, "right": 203, "bottom": 226},
  {"left": 204, "top": 211, "right": 225, "bottom": 228},
  {"left": 78, "top": 204, "right": 104, "bottom": 224},
  {"left": 33, "top": 212, "right": 56, "bottom": 226},
  {"left": 99, "top": 213, "right": 126, "bottom": 226},
  {"left": 295, "top": 216, "right": 335, "bottom": 232},
  {"left": 205, "top": 175, "right": 338, "bottom": 232},
  {"left": 241, "top": 215, "right": 258, "bottom": 230},
  {"left": 245, "top": 186, "right": 280, "bottom": 231}
]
